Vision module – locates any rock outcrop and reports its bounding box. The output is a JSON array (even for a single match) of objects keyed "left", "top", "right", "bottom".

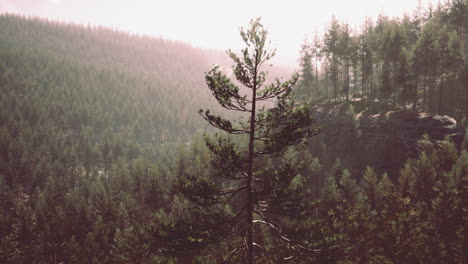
[{"left": 310, "top": 103, "right": 466, "bottom": 178}]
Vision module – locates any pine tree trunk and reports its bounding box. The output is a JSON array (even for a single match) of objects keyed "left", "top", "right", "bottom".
[
  {"left": 246, "top": 63, "right": 258, "bottom": 264},
  {"left": 325, "top": 72, "right": 329, "bottom": 98},
  {"left": 361, "top": 71, "right": 366, "bottom": 103},
  {"left": 316, "top": 56, "right": 319, "bottom": 102},
  {"left": 423, "top": 74, "right": 427, "bottom": 112},
  {"left": 334, "top": 59, "right": 337, "bottom": 103},
  {"left": 371, "top": 66, "right": 375, "bottom": 102},
  {"left": 392, "top": 63, "right": 396, "bottom": 107},
  {"left": 377, "top": 64, "right": 381, "bottom": 102},
  {"left": 438, "top": 75, "right": 444, "bottom": 114},
  {"left": 345, "top": 58, "right": 349, "bottom": 102},
  {"left": 353, "top": 65, "right": 357, "bottom": 102},
  {"left": 428, "top": 76, "right": 434, "bottom": 112},
  {"left": 413, "top": 78, "right": 419, "bottom": 112}
]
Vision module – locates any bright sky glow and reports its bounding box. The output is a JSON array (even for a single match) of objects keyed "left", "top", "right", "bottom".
[{"left": 0, "top": 0, "right": 436, "bottom": 67}]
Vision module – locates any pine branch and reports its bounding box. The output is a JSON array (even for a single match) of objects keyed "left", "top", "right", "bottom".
[
  {"left": 206, "top": 66, "right": 252, "bottom": 111},
  {"left": 200, "top": 110, "right": 249, "bottom": 134},
  {"left": 257, "top": 75, "right": 298, "bottom": 101}
]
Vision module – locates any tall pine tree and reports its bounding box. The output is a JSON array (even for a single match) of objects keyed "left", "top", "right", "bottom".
[{"left": 177, "top": 18, "right": 318, "bottom": 263}]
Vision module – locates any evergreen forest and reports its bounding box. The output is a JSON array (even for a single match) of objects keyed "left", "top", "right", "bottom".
[{"left": 0, "top": 1, "right": 467, "bottom": 263}]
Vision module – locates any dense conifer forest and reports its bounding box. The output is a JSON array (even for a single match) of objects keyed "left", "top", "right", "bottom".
[
  {"left": 295, "top": 0, "right": 467, "bottom": 126},
  {"left": 0, "top": 1, "right": 467, "bottom": 263}
]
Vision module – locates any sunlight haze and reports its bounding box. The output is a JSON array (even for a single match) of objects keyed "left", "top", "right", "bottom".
[
  {"left": 1, "top": 0, "right": 436, "bottom": 67},
  {"left": 0, "top": 0, "right": 466, "bottom": 262}
]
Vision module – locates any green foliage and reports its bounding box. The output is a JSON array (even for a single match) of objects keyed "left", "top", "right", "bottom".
[
  {"left": 362, "top": 167, "right": 379, "bottom": 207},
  {"left": 304, "top": 0, "right": 467, "bottom": 124},
  {"left": 306, "top": 134, "right": 466, "bottom": 264},
  {"left": 0, "top": 2, "right": 466, "bottom": 262}
]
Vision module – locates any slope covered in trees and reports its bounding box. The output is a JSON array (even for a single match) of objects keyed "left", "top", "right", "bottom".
[
  {"left": 0, "top": 14, "right": 229, "bottom": 146},
  {"left": 296, "top": 0, "right": 467, "bottom": 127},
  {"left": 0, "top": 15, "right": 237, "bottom": 262}
]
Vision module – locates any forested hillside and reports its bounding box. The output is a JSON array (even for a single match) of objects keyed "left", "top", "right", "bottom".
[
  {"left": 0, "top": 15, "right": 235, "bottom": 262},
  {"left": 0, "top": 14, "right": 233, "bottom": 146},
  {"left": 296, "top": 0, "right": 468, "bottom": 127},
  {"left": 0, "top": 1, "right": 467, "bottom": 263}
]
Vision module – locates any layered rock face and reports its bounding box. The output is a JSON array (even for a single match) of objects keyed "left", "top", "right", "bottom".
[{"left": 311, "top": 103, "right": 466, "bottom": 178}]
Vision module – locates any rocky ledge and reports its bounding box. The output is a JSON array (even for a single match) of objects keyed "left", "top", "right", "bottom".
[{"left": 311, "top": 103, "right": 466, "bottom": 177}]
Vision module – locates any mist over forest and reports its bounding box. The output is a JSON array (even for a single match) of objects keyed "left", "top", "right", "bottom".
[{"left": 0, "top": 1, "right": 467, "bottom": 263}]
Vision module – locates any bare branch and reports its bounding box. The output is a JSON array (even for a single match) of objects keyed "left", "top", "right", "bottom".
[{"left": 199, "top": 111, "right": 250, "bottom": 135}]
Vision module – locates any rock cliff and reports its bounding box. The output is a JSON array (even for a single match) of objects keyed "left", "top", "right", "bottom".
[{"left": 310, "top": 103, "right": 466, "bottom": 178}]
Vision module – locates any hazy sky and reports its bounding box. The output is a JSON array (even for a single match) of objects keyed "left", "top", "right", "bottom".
[{"left": 0, "top": 0, "right": 436, "bottom": 67}]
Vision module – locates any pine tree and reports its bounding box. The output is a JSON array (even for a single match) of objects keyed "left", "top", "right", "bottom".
[
  {"left": 298, "top": 40, "right": 314, "bottom": 103},
  {"left": 324, "top": 16, "right": 341, "bottom": 103},
  {"left": 358, "top": 17, "right": 374, "bottom": 102},
  {"left": 362, "top": 166, "right": 379, "bottom": 208},
  {"left": 349, "top": 33, "right": 360, "bottom": 102},
  {"left": 397, "top": 49, "right": 416, "bottom": 110},
  {"left": 177, "top": 18, "right": 318, "bottom": 263},
  {"left": 338, "top": 23, "right": 352, "bottom": 102},
  {"left": 413, "top": 21, "right": 439, "bottom": 111},
  {"left": 399, "top": 161, "right": 416, "bottom": 198},
  {"left": 312, "top": 32, "right": 322, "bottom": 102},
  {"left": 110, "top": 226, "right": 149, "bottom": 264}
]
